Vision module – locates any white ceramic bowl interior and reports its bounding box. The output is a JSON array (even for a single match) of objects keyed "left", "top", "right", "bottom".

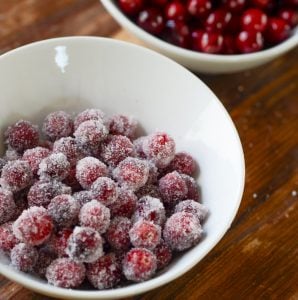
[
  {"left": 101, "top": 0, "right": 298, "bottom": 74},
  {"left": 0, "top": 37, "right": 245, "bottom": 299}
]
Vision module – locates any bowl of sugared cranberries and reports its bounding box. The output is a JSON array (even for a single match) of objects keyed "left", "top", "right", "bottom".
[
  {"left": 0, "top": 37, "right": 245, "bottom": 299},
  {"left": 101, "top": 0, "right": 298, "bottom": 73}
]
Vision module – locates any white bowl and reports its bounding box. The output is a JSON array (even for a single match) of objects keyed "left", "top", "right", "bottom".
[
  {"left": 0, "top": 37, "right": 245, "bottom": 299},
  {"left": 101, "top": 0, "right": 298, "bottom": 74}
]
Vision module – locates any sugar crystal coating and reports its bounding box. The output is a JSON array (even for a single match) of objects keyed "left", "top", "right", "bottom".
[
  {"left": 46, "top": 257, "right": 86, "bottom": 288},
  {"left": 74, "top": 109, "right": 105, "bottom": 130},
  {"left": 10, "top": 243, "right": 38, "bottom": 272},
  {"left": 133, "top": 136, "right": 147, "bottom": 159},
  {"left": 42, "top": 111, "right": 73, "bottom": 141},
  {"left": 49, "top": 228, "right": 73, "bottom": 257},
  {"left": 153, "top": 239, "right": 172, "bottom": 270},
  {"left": 22, "top": 147, "right": 50, "bottom": 176},
  {"left": 73, "top": 190, "right": 93, "bottom": 207},
  {"left": 66, "top": 226, "right": 104, "bottom": 263},
  {"left": 181, "top": 174, "right": 200, "bottom": 201},
  {"left": 0, "top": 188, "right": 16, "bottom": 224},
  {"left": 136, "top": 184, "right": 161, "bottom": 199},
  {"left": 163, "top": 212, "right": 203, "bottom": 251},
  {"left": 4, "top": 148, "right": 20, "bottom": 161},
  {"left": 122, "top": 248, "right": 157, "bottom": 282},
  {"left": 79, "top": 200, "right": 111, "bottom": 234},
  {"left": 175, "top": 200, "right": 208, "bottom": 223},
  {"left": 63, "top": 165, "right": 81, "bottom": 191},
  {"left": 166, "top": 152, "right": 197, "bottom": 175},
  {"left": 76, "top": 157, "right": 108, "bottom": 189},
  {"left": 5, "top": 120, "right": 39, "bottom": 152},
  {"left": 108, "top": 114, "right": 138, "bottom": 139},
  {"left": 129, "top": 220, "right": 161, "bottom": 250},
  {"left": 0, "top": 222, "right": 19, "bottom": 252},
  {"left": 91, "top": 177, "right": 119, "bottom": 206},
  {"left": 34, "top": 247, "right": 57, "bottom": 278},
  {"left": 86, "top": 253, "right": 122, "bottom": 290},
  {"left": 13, "top": 206, "right": 53, "bottom": 246}
]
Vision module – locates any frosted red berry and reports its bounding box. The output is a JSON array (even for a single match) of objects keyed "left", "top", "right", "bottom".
[
  {"left": 91, "top": 177, "right": 119, "bottom": 206},
  {"left": 236, "top": 30, "right": 264, "bottom": 53},
  {"left": 51, "top": 228, "right": 73, "bottom": 257},
  {"left": 22, "top": 147, "right": 50, "bottom": 176},
  {"left": 166, "top": 152, "right": 196, "bottom": 175},
  {"left": 73, "top": 190, "right": 93, "bottom": 207},
  {"left": 43, "top": 111, "right": 73, "bottom": 141},
  {"left": 241, "top": 8, "right": 268, "bottom": 32},
  {"left": 76, "top": 157, "right": 108, "bottom": 189},
  {"left": 136, "top": 183, "right": 161, "bottom": 199},
  {"left": 0, "top": 222, "right": 19, "bottom": 252},
  {"left": 10, "top": 243, "right": 38, "bottom": 272},
  {"left": 4, "top": 148, "right": 20, "bottom": 161},
  {"left": 0, "top": 188, "right": 15, "bottom": 224},
  {"left": 34, "top": 247, "right": 57, "bottom": 278},
  {"left": 163, "top": 212, "right": 203, "bottom": 251},
  {"left": 66, "top": 226, "right": 103, "bottom": 263},
  {"left": 175, "top": 200, "right": 208, "bottom": 222},
  {"left": 13, "top": 206, "right": 53, "bottom": 246},
  {"left": 133, "top": 136, "right": 147, "bottom": 158},
  {"left": 153, "top": 239, "right": 172, "bottom": 270},
  {"left": 74, "top": 109, "right": 105, "bottom": 130},
  {"left": 108, "top": 114, "right": 138, "bottom": 139},
  {"left": 181, "top": 174, "right": 200, "bottom": 201},
  {"left": 122, "top": 248, "right": 157, "bottom": 282},
  {"left": 63, "top": 165, "right": 81, "bottom": 191},
  {"left": 46, "top": 258, "right": 86, "bottom": 288},
  {"left": 87, "top": 253, "right": 122, "bottom": 289},
  {"left": 5, "top": 120, "right": 39, "bottom": 152}
]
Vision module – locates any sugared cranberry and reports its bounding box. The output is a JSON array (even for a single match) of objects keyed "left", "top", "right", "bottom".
[
  {"left": 122, "top": 248, "right": 157, "bottom": 282},
  {"left": 132, "top": 195, "right": 166, "bottom": 225},
  {"left": 0, "top": 188, "right": 15, "bottom": 224},
  {"left": 119, "top": 0, "right": 144, "bottom": 15},
  {"left": 66, "top": 226, "right": 103, "bottom": 263},
  {"left": 34, "top": 248, "right": 57, "bottom": 278},
  {"left": 166, "top": 152, "right": 196, "bottom": 175},
  {"left": 13, "top": 206, "right": 53, "bottom": 246},
  {"left": 91, "top": 177, "right": 119, "bottom": 206},
  {"left": 106, "top": 216, "right": 132, "bottom": 250},
  {"left": 22, "top": 147, "right": 50, "bottom": 175},
  {"left": 175, "top": 200, "right": 208, "bottom": 222},
  {"left": 138, "top": 8, "right": 165, "bottom": 35},
  {"left": 236, "top": 30, "right": 264, "bottom": 53},
  {"left": 38, "top": 152, "right": 70, "bottom": 181},
  {"left": 191, "top": 29, "right": 204, "bottom": 51},
  {"left": 74, "top": 108, "right": 105, "bottom": 130},
  {"left": 51, "top": 228, "right": 73, "bottom": 257},
  {"left": 264, "top": 17, "right": 291, "bottom": 44},
  {"left": 129, "top": 220, "right": 161, "bottom": 250},
  {"left": 0, "top": 222, "right": 19, "bottom": 252},
  {"left": 278, "top": 8, "right": 298, "bottom": 28},
  {"left": 46, "top": 258, "right": 86, "bottom": 288},
  {"left": 43, "top": 111, "right": 73, "bottom": 141},
  {"left": 113, "top": 157, "right": 149, "bottom": 191},
  {"left": 159, "top": 171, "right": 188, "bottom": 204},
  {"left": 241, "top": 8, "right": 268, "bottom": 32},
  {"left": 143, "top": 132, "right": 175, "bottom": 168},
  {"left": 48, "top": 194, "right": 80, "bottom": 228},
  {"left": 165, "top": 2, "right": 187, "bottom": 21},
  {"left": 53, "top": 137, "right": 82, "bottom": 165},
  {"left": 73, "top": 190, "right": 93, "bottom": 207},
  {"left": 163, "top": 20, "right": 191, "bottom": 48},
  {"left": 133, "top": 136, "right": 147, "bottom": 158},
  {"left": 100, "top": 135, "right": 135, "bottom": 167},
  {"left": 27, "top": 180, "right": 71, "bottom": 208},
  {"left": 153, "top": 239, "right": 172, "bottom": 270},
  {"left": 136, "top": 184, "right": 161, "bottom": 199},
  {"left": 63, "top": 165, "right": 81, "bottom": 191},
  {"left": 5, "top": 120, "right": 39, "bottom": 152},
  {"left": 181, "top": 174, "right": 200, "bottom": 201},
  {"left": 163, "top": 212, "right": 203, "bottom": 251},
  {"left": 223, "top": 34, "right": 239, "bottom": 54},
  {"left": 10, "top": 243, "right": 38, "bottom": 272},
  {"left": 205, "top": 9, "right": 232, "bottom": 33},
  {"left": 187, "top": 0, "right": 212, "bottom": 18},
  {"left": 87, "top": 253, "right": 122, "bottom": 289},
  {"left": 222, "top": 0, "right": 246, "bottom": 13},
  {"left": 76, "top": 157, "right": 108, "bottom": 189},
  {"left": 108, "top": 114, "right": 138, "bottom": 139},
  {"left": 108, "top": 187, "right": 137, "bottom": 218},
  {"left": 79, "top": 200, "right": 110, "bottom": 234}
]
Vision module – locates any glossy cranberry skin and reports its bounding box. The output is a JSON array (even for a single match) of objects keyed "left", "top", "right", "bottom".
[
  {"left": 163, "top": 20, "right": 190, "bottom": 48},
  {"left": 225, "top": 14, "right": 241, "bottom": 34},
  {"left": 205, "top": 9, "right": 232, "bottom": 33},
  {"left": 138, "top": 8, "right": 165, "bottom": 35},
  {"left": 165, "top": 2, "right": 187, "bottom": 21},
  {"left": 187, "top": 0, "right": 212, "bottom": 18},
  {"left": 222, "top": 0, "right": 246, "bottom": 13},
  {"left": 191, "top": 29, "right": 204, "bottom": 51},
  {"left": 200, "top": 32, "right": 224, "bottom": 54},
  {"left": 264, "top": 18, "right": 291, "bottom": 44},
  {"left": 278, "top": 8, "right": 298, "bottom": 28},
  {"left": 236, "top": 30, "right": 264, "bottom": 53},
  {"left": 223, "top": 35, "right": 239, "bottom": 54},
  {"left": 119, "top": 0, "right": 144, "bottom": 15},
  {"left": 241, "top": 8, "right": 268, "bottom": 33}
]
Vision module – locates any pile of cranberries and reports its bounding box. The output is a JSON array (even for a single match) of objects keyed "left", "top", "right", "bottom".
[
  {"left": 0, "top": 108, "right": 208, "bottom": 289},
  {"left": 117, "top": 0, "right": 297, "bottom": 54}
]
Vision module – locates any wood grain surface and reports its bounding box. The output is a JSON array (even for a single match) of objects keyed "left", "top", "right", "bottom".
[{"left": 0, "top": 1, "right": 297, "bottom": 299}]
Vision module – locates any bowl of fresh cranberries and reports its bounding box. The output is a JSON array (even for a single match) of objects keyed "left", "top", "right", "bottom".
[
  {"left": 101, "top": 0, "right": 298, "bottom": 73},
  {"left": 0, "top": 37, "right": 244, "bottom": 299}
]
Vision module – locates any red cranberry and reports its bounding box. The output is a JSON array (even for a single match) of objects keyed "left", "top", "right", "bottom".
[
  {"left": 91, "top": 177, "right": 119, "bottom": 206},
  {"left": 191, "top": 29, "right": 204, "bottom": 51},
  {"left": 265, "top": 17, "right": 291, "bottom": 44},
  {"left": 187, "top": 0, "right": 212, "bottom": 18},
  {"left": 106, "top": 216, "right": 132, "bottom": 250},
  {"left": 108, "top": 114, "right": 138, "bottom": 139},
  {"left": 153, "top": 239, "right": 172, "bottom": 270},
  {"left": 0, "top": 188, "right": 15, "bottom": 224},
  {"left": 13, "top": 206, "right": 53, "bottom": 246},
  {"left": 223, "top": 34, "right": 239, "bottom": 54},
  {"left": 5, "top": 120, "right": 39, "bottom": 152},
  {"left": 163, "top": 20, "right": 191, "bottom": 48},
  {"left": 22, "top": 147, "right": 50, "bottom": 176},
  {"left": 86, "top": 253, "right": 122, "bottom": 289},
  {"left": 79, "top": 200, "right": 110, "bottom": 234},
  {"left": 46, "top": 258, "right": 86, "bottom": 288},
  {"left": 76, "top": 157, "right": 108, "bottom": 189},
  {"left": 165, "top": 2, "right": 187, "bottom": 21},
  {"left": 175, "top": 199, "right": 208, "bottom": 222},
  {"left": 163, "top": 212, "right": 203, "bottom": 251},
  {"left": 34, "top": 248, "right": 57, "bottom": 278},
  {"left": 66, "top": 226, "right": 103, "bottom": 263},
  {"left": 182, "top": 174, "right": 200, "bottom": 201},
  {"left": 205, "top": 9, "right": 232, "bottom": 33},
  {"left": 42, "top": 111, "right": 73, "bottom": 141},
  {"left": 122, "top": 248, "right": 157, "bottom": 282},
  {"left": 0, "top": 222, "right": 19, "bottom": 252},
  {"left": 166, "top": 152, "right": 196, "bottom": 175},
  {"left": 236, "top": 30, "right": 264, "bottom": 53},
  {"left": 222, "top": 0, "right": 246, "bottom": 13},
  {"left": 74, "top": 108, "right": 105, "bottom": 130},
  {"left": 119, "top": 0, "right": 144, "bottom": 15},
  {"left": 138, "top": 8, "right": 165, "bottom": 35},
  {"left": 278, "top": 8, "right": 298, "bottom": 28},
  {"left": 10, "top": 243, "right": 38, "bottom": 272},
  {"left": 51, "top": 228, "right": 73, "bottom": 257},
  {"left": 241, "top": 8, "right": 268, "bottom": 33},
  {"left": 249, "top": 0, "right": 274, "bottom": 11},
  {"left": 225, "top": 14, "right": 241, "bottom": 34}
]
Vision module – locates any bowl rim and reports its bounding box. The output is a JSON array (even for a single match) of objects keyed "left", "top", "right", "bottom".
[
  {"left": 101, "top": 0, "right": 298, "bottom": 63},
  {"left": 0, "top": 36, "right": 245, "bottom": 299}
]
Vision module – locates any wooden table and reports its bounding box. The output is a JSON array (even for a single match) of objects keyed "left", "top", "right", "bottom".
[{"left": 0, "top": 1, "right": 297, "bottom": 299}]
